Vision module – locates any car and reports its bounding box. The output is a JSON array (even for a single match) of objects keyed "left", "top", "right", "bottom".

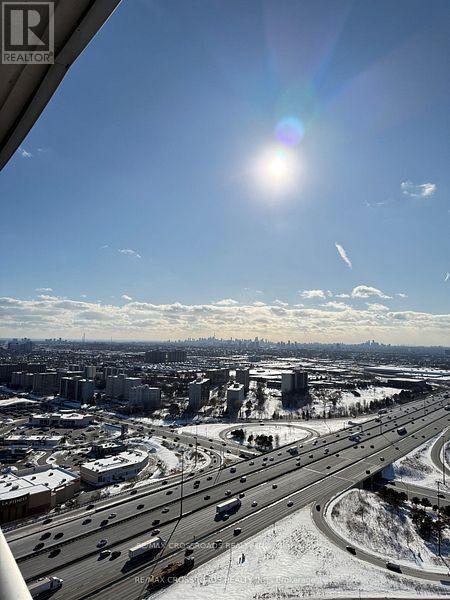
[
  {"left": 54, "top": 532, "right": 63, "bottom": 539},
  {"left": 207, "top": 476, "right": 213, "bottom": 481},
  {"left": 97, "top": 539, "right": 108, "bottom": 547},
  {"left": 99, "top": 549, "right": 111, "bottom": 559},
  {"left": 34, "top": 542, "right": 45, "bottom": 551},
  {"left": 239, "top": 492, "right": 245, "bottom": 498},
  {"left": 152, "top": 529, "right": 160, "bottom": 535},
  {"left": 48, "top": 548, "right": 61, "bottom": 558},
  {"left": 162, "top": 507, "right": 169, "bottom": 514},
  {"left": 204, "top": 494, "right": 211, "bottom": 500},
  {"left": 316, "top": 504, "right": 321, "bottom": 511},
  {"left": 82, "top": 518, "right": 92, "bottom": 525},
  {"left": 386, "top": 562, "right": 402, "bottom": 573},
  {"left": 137, "top": 504, "right": 144, "bottom": 510},
  {"left": 100, "top": 520, "right": 108, "bottom": 527},
  {"left": 214, "top": 539, "right": 223, "bottom": 548},
  {"left": 287, "top": 501, "right": 293, "bottom": 507},
  {"left": 40, "top": 532, "right": 51, "bottom": 540},
  {"left": 230, "top": 467, "right": 236, "bottom": 473},
  {"left": 42, "top": 517, "right": 52, "bottom": 524},
  {"left": 225, "top": 490, "right": 232, "bottom": 496},
  {"left": 272, "top": 483, "right": 278, "bottom": 489},
  {"left": 152, "top": 519, "right": 160, "bottom": 526},
  {"left": 234, "top": 527, "right": 242, "bottom": 536},
  {"left": 108, "top": 513, "right": 117, "bottom": 519},
  {"left": 185, "top": 546, "right": 195, "bottom": 556},
  {"left": 240, "top": 476, "right": 247, "bottom": 483},
  {"left": 346, "top": 545, "right": 356, "bottom": 555},
  {"left": 249, "top": 461, "right": 254, "bottom": 466},
  {"left": 86, "top": 504, "right": 95, "bottom": 510},
  {"left": 166, "top": 490, "right": 173, "bottom": 495},
  {"left": 251, "top": 501, "right": 258, "bottom": 507}
]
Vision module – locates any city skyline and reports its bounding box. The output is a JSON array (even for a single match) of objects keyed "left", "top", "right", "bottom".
[{"left": 1, "top": 0, "right": 449, "bottom": 345}]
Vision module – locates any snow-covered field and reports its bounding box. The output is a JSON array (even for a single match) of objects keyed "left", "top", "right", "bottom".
[
  {"left": 327, "top": 489, "right": 449, "bottom": 574},
  {"left": 153, "top": 505, "right": 450, "bottom": 600},
  {"left": 225, "top": 424, "right": 310, "bottom": 447},
  {"left": 393, "top": 435, "right": 448, "bottom": 489}
]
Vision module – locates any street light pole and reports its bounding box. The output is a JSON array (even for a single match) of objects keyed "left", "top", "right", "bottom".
[
  {"left": 179, "top": 450, "right": 185, "bottom": 519},
  {"left": 437, "top": 481, "right": 441, "bottom": 558}
]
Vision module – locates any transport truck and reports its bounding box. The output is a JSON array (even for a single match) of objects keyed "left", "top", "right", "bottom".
[
  {"left": 216, "top": 497, "right": 241, "bottom": 515},
  {"left": 28, "top": 577, "right": 63, "bottom": 597},
  {"left": 146, "top": 557, "right": 194, "bottom": 592},
  {"left": 128, "top": 536, "right": 164, "bottom": 559}
]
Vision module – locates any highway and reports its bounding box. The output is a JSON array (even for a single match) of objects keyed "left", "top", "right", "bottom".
[{"left": 6, "top": 392, "right": 450, "bottom": 599}]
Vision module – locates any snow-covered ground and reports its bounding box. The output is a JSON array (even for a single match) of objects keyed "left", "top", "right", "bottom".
[
  {"left": 327, "top": 489, "right": 449, "bottom": 574},
  {"left": 393, "top": 435, "right": 448, "bottom": 490},
  {"left": 225, "top": 424, "right": 310, "bottom": 447},
  {"left": 152, "top": 505, "right": 450, "bottom": 600}
]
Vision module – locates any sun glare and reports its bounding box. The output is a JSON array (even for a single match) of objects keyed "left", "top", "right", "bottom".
[{"left": 253, "top": 146, "right": 300, "bottom": 197}]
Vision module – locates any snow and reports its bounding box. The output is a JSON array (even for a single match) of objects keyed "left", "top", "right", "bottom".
[
  {"left": 327, "top": 489, "right": 449, "bottom": 575},
  {"left": 152, "top": 505, "right": 450, "bottom": 600},
  {"left": 225, "top": 424, "right": 310, "bottom": 447},
  {"left": 393, "top": 435, "right": 448, "bottom": 490}
]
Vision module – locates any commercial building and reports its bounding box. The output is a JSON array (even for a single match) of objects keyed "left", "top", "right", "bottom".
[
  {"left": 129, "top": 385, "right": 161, "bottom": 411},
  {"left": 226, "top": 383, "right": 245, "bottom": 413},
  {"left": 80, "top": 450, "right": 148, "bottom": 486},
  {"left": 91, "top": 441, "right": 126, "bottom": 458},
  {"left": 28, "top": 412, "right": 91, "bottom": 428},
  {"left": 1, "top": 435, "right": 63, "bottom": 448},
  {"left": 188, "top": 378, "right": 210, "bottom": 410},
  {"left": 235, "top": 368, "right": 250, "bottom": 392},
  {"left": 0, "top": 466, "right": 80, "bottom": 524}
]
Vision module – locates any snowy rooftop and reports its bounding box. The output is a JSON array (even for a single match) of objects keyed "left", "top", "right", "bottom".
[
  {"left": 0, "top": 467, "right": 78, "bottom": 500},
  {"left": 81, "top": 450, "right": 146, "bottom": 473},
  {"left": 0, "top": 397, "right": 38, "bottom": 407}
]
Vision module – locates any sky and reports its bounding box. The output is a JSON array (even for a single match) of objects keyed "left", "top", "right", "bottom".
[{"left": 0, "top": 0, "right": 449, "bottom": 345}]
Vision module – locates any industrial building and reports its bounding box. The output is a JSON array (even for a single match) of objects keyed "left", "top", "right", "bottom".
[{"left": 80, "top": 450, "right": 148, "bottom": 486}]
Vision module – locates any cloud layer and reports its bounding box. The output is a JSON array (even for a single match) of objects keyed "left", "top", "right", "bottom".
[
  {"left": 401, "top": 181, "right": 436, "bottom": 198},
  {"left": 0, "top": 293, "right": 448, "bottom": 345}
]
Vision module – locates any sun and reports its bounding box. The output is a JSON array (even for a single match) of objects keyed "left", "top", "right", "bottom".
[{"left": 253, "top": 146, "right": 300, "bottom": 197}]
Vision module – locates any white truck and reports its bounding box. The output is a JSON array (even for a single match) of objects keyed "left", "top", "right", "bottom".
[
  {"left": 216, "top": 497, "right": 241, "bottom": 515},
  {"left": 128, "top": 536, "right": 164, "bottom": 559},
  {"left": 28, "top": 577, "right": 63, "bottom": 598}
]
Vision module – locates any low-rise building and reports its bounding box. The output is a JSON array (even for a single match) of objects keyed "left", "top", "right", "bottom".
[
  {"left": 28, "top": 412, "right": 91, "bottom": 428},
  {"left": 1, "top": 435, "right": 63, "bottom": 448},
  {"left": 80, "top": 450, "right": 148, "bottom": 486},
  {"left": 0, "top": 466, "right": 80, "bottom": 524}
]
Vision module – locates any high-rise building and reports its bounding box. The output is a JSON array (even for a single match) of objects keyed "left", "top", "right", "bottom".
[
  {"left": 235, "top": 368, "right": 250, "bottom": 392},
  {"left": 188, "top": 378, "right": 210, "bottom": 410},
  {"left": 129, "top": 385, "right": 161, "bottom": 411},
  {"left": 166, "top": 349, "right": 187, "bottom": 363},
  {"left": 7, "top": 338, "right": 33, "bottom": 354},
  {"left": 144, "top": 350, "right": 167, "bottom": 364},
  {"left": 204, "top": 368, "right": 229, "bottom": 385},
  {"left": 226, "top": 383, "right": 245, "bottom": 413},
  {"left": 84, "top": 366, "right": 97, "bottom": 379},
  {"left": 32, "top": 372, "right": 58, "bottom": 396}
]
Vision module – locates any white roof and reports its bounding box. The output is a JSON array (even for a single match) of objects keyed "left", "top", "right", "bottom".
[
  {"left": 81, "top": 450, "right": 146, "bottom": 473},
  {"left": 0, "top": 398, "right": 38, "bottom": 407},
  {"left": 0, "top": 467, "right": 78, "bottom": 500}
]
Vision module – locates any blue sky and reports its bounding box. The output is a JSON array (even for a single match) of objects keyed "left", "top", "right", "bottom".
[{"left": 0, "top": 0, "right": 449, "bottom": 344}]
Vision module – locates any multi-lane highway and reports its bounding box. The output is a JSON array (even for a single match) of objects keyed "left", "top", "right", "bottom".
[{"left": 7, "top": 392, "right": 450, "bottom": 599}]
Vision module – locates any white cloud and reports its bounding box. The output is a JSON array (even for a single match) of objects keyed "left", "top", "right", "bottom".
[
  {"left": 445, "top": 272, "right": 450, "bottom": 282},
  {"left": 0, "top": 295, "right": 448, "bottom": 345},
  {"left": 401, "top": 181, "right": 436, "bottom": 198},
  {"left": 80, "top": 294, "right": 87, "bottom": 299},
  {"left": 335, "top": 243, "right": 352, "bottom": 269},
  {"left": 100, "top": 244, "right": 109, "bottom": 249},
  {"left": 396, "top": 293, "right": 408, "bottom": 298},
  {"left": 351, "top": 285, "right": 392, "bottom": 299},
  {"left": 121, "top": 294, "right": 133, "bottom": 302},
  {"left": 18, "top": 146, "right": 32, "bottom": 158},
  {"left": 118, "top": 248, "right": 142, "bottom": 259},
  {"left": 35, "top": 287, "right": 53, "bottom": 293},
  {"left": 214, "top": 299, "right": 239, "bottom": 306},
  {"left": 335, "top": 293, "right": 350, "bottom": 298},
  {"left": 300, "top": 289, "right": 326, "bottom": 299}
]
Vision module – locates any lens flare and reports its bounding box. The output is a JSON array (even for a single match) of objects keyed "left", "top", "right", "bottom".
[{"left": 275, "top": 116, "right": 305, "bottom": 146}]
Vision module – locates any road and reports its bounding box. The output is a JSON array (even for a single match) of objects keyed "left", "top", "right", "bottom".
[
  {"left": 431, "top": 428, "right": 450, "bottom": 480},
  {"left": 6, "top": 392, "right": 450, "bottom": 599}
]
